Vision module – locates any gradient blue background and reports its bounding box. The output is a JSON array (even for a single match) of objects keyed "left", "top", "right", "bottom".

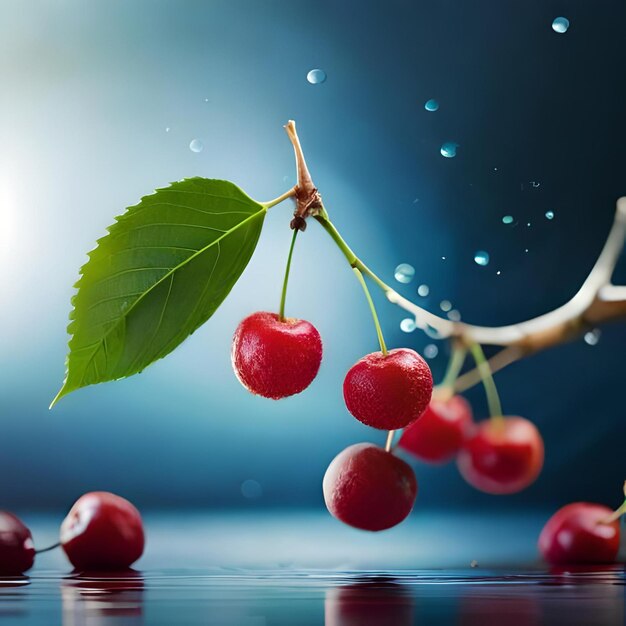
[{"left": 1, "top": 0, "right": 625, "bottom": 513}]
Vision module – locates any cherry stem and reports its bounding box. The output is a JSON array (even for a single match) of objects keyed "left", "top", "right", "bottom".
[
  {"left": 35, "top": 541, "right": 61, "bottom": 554},
  {"left": 468, "top": 342, "right": 503, "bottom": 422},
  {"left": 600, "top": 480, "right": 626, "bottom": 524},
  {"left": 263, "top": 187, "right": 297, "bottom": 209},
  {"left": 440, "top": 342, "right": 467, "bottom": 391},
  {"left": 353, "top": 266, "right": 388, "bottom": 356},
  {"left": 385, "top": 430, "right": 395, "bottom": 452},
  {"left": 279, "top": 228, "right": 299, "bottom": 321}
]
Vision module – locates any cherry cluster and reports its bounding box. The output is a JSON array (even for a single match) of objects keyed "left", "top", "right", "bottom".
[
  {"left": 0, "top": 492, "right": 144, "bottom": 575},
  {"left": 231, "top": 311, "right": 625, "bottom": 565}
]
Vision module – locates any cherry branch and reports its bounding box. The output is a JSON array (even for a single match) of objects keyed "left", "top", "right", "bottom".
[{"left": 282, "top": 121, "right": 626, "bottom": 391}]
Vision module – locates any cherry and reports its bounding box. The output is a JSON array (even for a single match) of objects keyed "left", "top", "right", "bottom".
[
  {"left": 343, "top": 349, "right": 433, "bottom": 430},
  {"left": 456, "top": 416, "right": 544, "bottom": 494},
  {"left": 538, "top": 498, "right": 623, "bottom": 565},
  {"left": 323, "top": 443, "right": 417, "bottom": 531},
  {"left": 231, "top": 311, "right": 323, "bottom": 399},
  {"left": 60, "top": 492, "right": 145, "bottom": 571},
  {"left": 0, "top": 511, "right": 35, "bottom": 575},
  {"left": 399, "top": 394, "right": 473, "bottom": 463}
]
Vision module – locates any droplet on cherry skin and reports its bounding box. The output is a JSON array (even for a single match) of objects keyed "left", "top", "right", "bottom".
[
  {"left": 323, "top": 443, "right": 417, "bottom": 531},
  {"left": 457, "top": 416, "right": 544, "bottom": 494},
  {"left": 60, "top": 492, "right": 145, "bottom": 571},
  {"left": 399, "top": 395, "right": 473, "bottom": 464},
  {"left": 538, "top": 502, "right": 620, "bottom": 565},
  {"left": 0, "top": 511, "right": 35, "bottom": 574}
]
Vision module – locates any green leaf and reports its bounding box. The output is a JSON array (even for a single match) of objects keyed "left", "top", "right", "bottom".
[{"left": 51, "top": 178, "right": 266, "bottom": 407}]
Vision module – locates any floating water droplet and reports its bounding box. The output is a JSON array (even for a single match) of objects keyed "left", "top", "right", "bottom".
[
  {"left": 306, "top": 68, "right": 326, "bottom": 84},
  {"left": 394, "top": 263, "right": 415, "bottom": 284},
  {"left": 527, "top": 222, "right": 532, "bottom": 227},
  {"left": 470, "top": 560, "right": 479, "bottom": 568},
  {"left": 424, "top": 344, "right": 439, "bottom": 359},
  {"left": 241, "top": 479, "right": 262, "bottom": 499},
  {"left": 552, "top": 17, "right": 570, "bottom": 33},
  {"left": 440, "top": 142, "right": 459, "bottom": 158},
  {"left": 502, "top": 215, "right": 514, "bottom": 225},
  {"left": 424, "top": 99, "right": 439, "bottom": 112},
  {"left": 584, "top": 329, "right": 601, "bottom": 345},
  {"left": 496, "top": 270, "right": 501, "bottom": 275},
  {"left": 189, "top": 138, "right": 204, "bottom": 153},
  {"left": 440, "top": 300, "right": 452, "bottom": 312},
  {"left": 165, "top": 127, "right": 170, "bottom": 133},
  {"left": 447, "top": 309, "right": 462, "bottom": 322},
  {"left": 524, "top": 248, "right": 529, "bottom": 253},
  {"left": 400, "top": 318, "right": 417, "bottom": 333},
  {"left": 204, "top": 98, "right": 209, "bottom": 102},
  {"left": 545, "top": 210, "right": 555, "bottom": 220},
  {"left": 417, "top": 284, "right": 430, "bottom": 297},
  {"left": 441, "top": 256, "right": 447, "bottom": 260},
  {"left": 474, "top": 251, "right": 490, "bottom": 266}
]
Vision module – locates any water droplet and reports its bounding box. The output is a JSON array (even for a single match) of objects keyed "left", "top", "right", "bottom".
[
  {"left": 165, "top": 127, "right": 170, "bottom": 133},
  {"left": 496, "top": 270, "right": 501, "bottom": 275},
  {"left": 400, "top": 318, "right": 417, "bottom": 333},
  {"left": 474, "top": 251, "right": 490, "bottom": 266},
  {"left": 306, "top": 68, "right": 326, "bottom": 84},
  {"left": 441, "top": 256, "right": 447, "bottom": 261},
  {"left": 417, "top": 284, "right": 430, "bottom": 297},
  {"left": 545, "top": 210, "right": 555, "bottom": 220},
  {"left": 394, "top": 263, "right": 415, "bottom": 284},
  {"left": 502, "top": 215, "right": 514, "bottom": 225},
  {"left": 470, "top": 560, "right": 479, "bottom": 568},
  {"left": 204, "top": 98, "right": 209, "bottom": 102},
  {"left": 424, "top": 344, "right": 439, "bottom": 359},
  {"left": 447, "top": 309, "right": 462, "bottom": 322},
  {"left": 530, "top": 181, "right": 540, "bottom": 188},
  {"left": 440, "top": 142, "right": 459, "bottom": 158},
  {"left": 241, "top": 479, "right": 262, "bottom": 499},
  {"left": 527, "top": 222, "right": 532, "bottom": 227},
  {"left": 584, "top": 329, "right": 601, "bottom": 345},
  {"left": 424, "top": 99, "right": 439, "bottom": 112},
  {"left": 552, "top": 17, "right": 570, "bottom": 33},
  {"left": 524, "top": 248, "right": 529, "bottom": 253},
  {"left": 440, "top": 300, "right": 452, "bottom": 312},
  {"left": 189, "top": 138, "right": 204, "bottom": 153}
]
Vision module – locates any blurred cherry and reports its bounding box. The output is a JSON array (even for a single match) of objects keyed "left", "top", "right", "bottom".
[
  {"left": 60, "top": 492, "right": 144, "bottom": 571},
  {"left": 0, "top": 512, "right": 35, "bottom": 575}
]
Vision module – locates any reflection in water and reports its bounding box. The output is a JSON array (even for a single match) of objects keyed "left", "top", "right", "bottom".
[
  {"left": 325, "top": 579, "right": 414, "bottom": 626},
  {"left": 459, "top": 594, "right": 541, "bottom": 626},
  {"left": 0, "top": 576, "right": 30, "bottom": 619},
  {"left": 61, "top": 569, "right": 144, "bottom": 626}
]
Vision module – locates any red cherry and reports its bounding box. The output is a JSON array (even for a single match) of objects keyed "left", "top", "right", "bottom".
[
  {"left": 399, "top": 394, "right": 473, "bottom": 463},
  {"left": 60, "top": 492, "right": 145, "bottom": 571},
  {"left": 538, "top": 503, "right": 620, "bottom": 565},
  {"left": 456, "top": 416, "right": 544, "bottom": 494},
  {"left": 323, "top": 443, "right": 417, "bottom": 531},
  {"left": 231, "top": 311, "right": 322, "bottom": 399},
  {"left": 343, "top": 349, "right": 433, "bottom": 430},
  {"left": 0, "top": 512, "right": 35, "bottom": 574}
]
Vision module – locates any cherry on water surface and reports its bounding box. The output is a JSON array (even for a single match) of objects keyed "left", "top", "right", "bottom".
[
  {"left": 343, "top": 348, "right": 433, "bottom": 430},
  {"left": 60, "top": 492, "right": 144, "bottom": 571},
  {"left": 0, "top": 512, "right": 35, "bottom": 574},
  {"left": 538, "top": 503, "right": 620, "bottom": 565},
  {"left": 323, "top": 443, "right": 417, "bottom": 531},
  {"left": 232, "top": 311, "right": 322, "bottom": 399},
  {"left": 456, "top": 416, "right": 544, "bottom": 494},
  {"left": 399, "top": 394, "right": 473, "bottom": 463}
]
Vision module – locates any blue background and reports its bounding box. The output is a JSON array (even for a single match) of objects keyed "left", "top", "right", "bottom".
[{"left": 1, "top": 0, "right": 625, "bottom": 513}]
